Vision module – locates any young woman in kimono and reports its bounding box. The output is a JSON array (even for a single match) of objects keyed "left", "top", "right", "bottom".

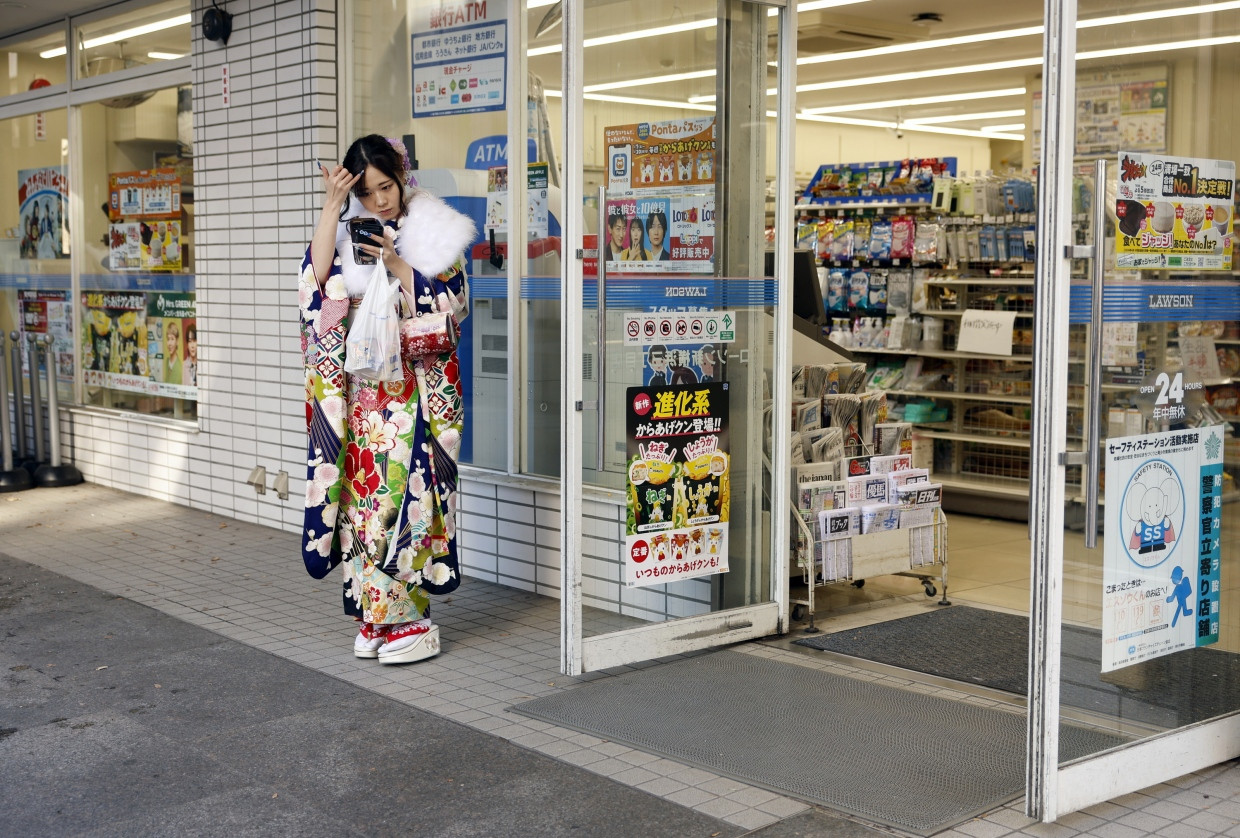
[{"left": 299, "top": 135, "right": 475, "bottom": 664}]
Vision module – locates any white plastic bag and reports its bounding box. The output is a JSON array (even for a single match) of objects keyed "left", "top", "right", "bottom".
[{"left": 344, "top": 261, "right": 402, "bottom": 381}]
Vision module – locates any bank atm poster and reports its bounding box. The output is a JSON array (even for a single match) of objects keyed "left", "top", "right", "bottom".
[
  {"left": 624, "top": 382, "right": 731, "bottom": 587},
  {"left": 1102, "top": 427, "right": 1224, "bottom": 672},
  {"left": 1114, "top": 151, "right": 1234, "bottom": 271},
  {"left": 604, "top": 117, "right": 715, "bottom": 274},
  {"left": 18, "top": 166, "right": 68, "bottom": 260},
  {"left": 411, "top": 0, "right": 506, "bottom": 117}
]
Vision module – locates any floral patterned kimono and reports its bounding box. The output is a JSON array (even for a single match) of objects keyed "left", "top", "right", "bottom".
[{"left": 299, "top": 189, "right": 475, "bottom": 624}]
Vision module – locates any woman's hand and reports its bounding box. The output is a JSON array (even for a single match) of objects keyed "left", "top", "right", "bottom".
[{"left": 320, "top": 163, "right": 360, "bottom": 212}]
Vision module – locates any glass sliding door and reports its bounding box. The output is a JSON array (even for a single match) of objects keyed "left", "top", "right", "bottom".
[
  {"left": 558, "top": 0, "right": 795, "bottom": 673},
  {"left": 1031, "top": 0, "right": 1240, "bottom": 819}
]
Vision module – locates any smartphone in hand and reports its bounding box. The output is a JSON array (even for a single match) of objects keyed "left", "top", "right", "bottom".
[{"left": 348, "top": 218, "right": 384, "bottom": 265}]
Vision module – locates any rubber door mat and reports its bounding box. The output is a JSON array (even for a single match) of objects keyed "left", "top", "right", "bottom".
[
  {"left": 793, "top": 606, "right": 1240, "bottom": 730},
  {"left": 512, "top": 650, "right": 1126, "bottom": 835}
]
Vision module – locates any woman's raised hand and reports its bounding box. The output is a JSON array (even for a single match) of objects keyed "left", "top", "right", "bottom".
[{"left": 320, "top": 163, "right": 360, "bottom": 211}]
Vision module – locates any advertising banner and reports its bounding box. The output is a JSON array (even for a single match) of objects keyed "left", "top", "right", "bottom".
[
  {"left": 107, "top": 169, "right": 182, "bottom": 221},
  {"left": 1102, "top": 427, "right": 1224, "bottom": 672},
  {"left": 604, "top": 117, "right": 715, "bottom": 274},
  {"left": 109, "top": 220, "right": 183, "bottom": 271},
  {"left": 624, "top": 382, "right": 730, "bottom": 587},
  {"left": 1115, "top": 151, "right": 1235, "bottom": 271},
  {"left": 412, "top": 1, "right": 506, "bottom": 117},
  {"left": 19, "top": 290, "right": 74, "bottom": 385},
  {"left": 18, "top": 166, "right": 68, "bottom": 260},
  {"left": 81, "top": 291, "right": 197, "bottom": 399}
]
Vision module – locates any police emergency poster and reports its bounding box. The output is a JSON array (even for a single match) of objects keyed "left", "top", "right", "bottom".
[
  {"left": 604, "top": 117, "right": 715, "bottom": 274},
  {"left": 1102, "top": 427, "right": 1225, "bottom": 672},
  {"left": 624, "top": 382, "right": 730, "bottom": 587},
  {"left": 1115, "top": 152, "right": 1234, "bottom": 271}
]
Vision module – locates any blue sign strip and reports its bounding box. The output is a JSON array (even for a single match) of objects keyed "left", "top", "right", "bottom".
[
  {"left": 0, "top": 273, "right": 195, "bottom": 292},
  {"left": 473, "top": 276, "right": 776, "bottom": 308},
  {"left": 1069, "top": 281, "right": 1240, "bottom": 323}
]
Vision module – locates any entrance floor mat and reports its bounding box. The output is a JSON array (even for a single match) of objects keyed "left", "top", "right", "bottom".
[
  {"left": 511, "top": 650, "right": 1125, "bottom": 835},
  {"left": 793, "top": 606, "right": 1240, "bottom": 730}
]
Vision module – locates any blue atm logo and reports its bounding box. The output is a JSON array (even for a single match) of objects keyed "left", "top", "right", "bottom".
[{"left": 465, "top": 136, "right": 539, "bottom": 170}]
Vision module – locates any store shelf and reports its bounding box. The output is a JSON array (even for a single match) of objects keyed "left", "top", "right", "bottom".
[
  {"left": 794, "top": 195, "right": 933, "bottom": 211},
  {"left": 885, "top": 388, "right": 1033, "bottom": 404},
  {"left": 922, "top": 277, "right": 1036, "bottom": 287},
  {"left": 915, "top": 430, "right": 1031, "bottom": 448},
  {"left": 862, "top": 346, "right": 1035, "bottom": 361},
  {"left": 920, "top": 309, "right": 1035, "bottom": 319},
  {"left": 932, "top": 474, "right": 1033, "bottom": 498}
]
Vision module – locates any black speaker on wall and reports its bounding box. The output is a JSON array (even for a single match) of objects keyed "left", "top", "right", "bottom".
[{"left": 202, "top": 1, "right": 233, "bottom": 45}]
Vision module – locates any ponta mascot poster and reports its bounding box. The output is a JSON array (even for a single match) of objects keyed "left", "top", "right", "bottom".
[{"left": 1101, "top": 428, "right": 1225, "bottom": 672}]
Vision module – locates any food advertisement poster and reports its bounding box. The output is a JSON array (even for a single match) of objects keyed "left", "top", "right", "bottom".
[
  {"left": 604, "top": 117, "right": 715, "bottom": 274},
  {"left": 624, "top": 382, "right": 730, "bottom": 587},
  {"left": 19, "top": 290, "right": 74, "bottom": 386},
  {"left": 81, "top": 291, "right": 197, "bottom": 399},
  {"left": 411, "top": 0, "right": 506, "bottom": 117},
  {"left": 107, "top": 169, "right": 182, "bottom": 220},
  {"left": 18, "top": 166, "right": 68, "bottom": 260},
  {"left": 109, "top": 220, "right": 183, "bottom": 271},
  {"left": 1115, "top": 151, "right": 1235, "bottom": 271},
  {"left": 1102, "top": 427, "right": 1224, "bottom": 672},
  {"left": 484, "top": 162, "right": 549, "bottom": 239}
]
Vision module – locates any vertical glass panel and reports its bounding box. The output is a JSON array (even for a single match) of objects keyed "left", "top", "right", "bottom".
[
  {"left": 1, "top": 26, "right": 68, "bottom": 95},
  {"left": 563, "top": 0, "right": 779, "bottom": 635},
  {"left": 348, "top": 0, "right": 506, "bottom": 470},
  {"left": 1060, "top": 4, "right": 1240, "bottom": 760},
  {"left": 0, "top": 110, "right": 71, "bottom": 447},
  {"left": 79, "top": 86, "right": 196, "bottom": 421},
  {"left": 73, "top": 0, "right": 191, "bottom": 81}
]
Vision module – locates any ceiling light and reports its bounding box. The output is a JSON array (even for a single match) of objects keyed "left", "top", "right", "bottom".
[
  {"left": 798, "top": 57, "right": 1042, "bottom": 94},
  {"left": 40, "top": 13, "right": 191, "bottom": 58},
  {"left": 586, "top": 69, "right": 716, "bottom": 94},
  {"left": 799, "top": 88, "right": 1026, "bottom": 114},
  {"left": 1078, "top": 33, "right": 1240, "bottom": 61},
  {"left": 798, "top": 111, "right": 1024, "bottom": 141},
  {"left": 529, "top": 18, "right": 716, "bottom": 57},
  {"left": 1080, "top": 1, "right": 1240, "bottom": 29},
  {"left": 147, "top": 51, "right": 185, "bottom": 60},
  {"left": 768, "top": 0, "right": 872, "bottom": 14},
  {"left": 904, "top": 109, "right": 1026, "bottom": 125},
  {"left": 980, "top": 124, "right": 1028, "bottom": 133}
]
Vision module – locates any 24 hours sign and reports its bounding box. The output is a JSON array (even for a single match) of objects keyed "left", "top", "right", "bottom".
[
  {"left": 1102, "top": 427, "right": 1224, "bottom": 672},
  {"left": 624, "top": 382, "right": 730, "bottom": 587}
]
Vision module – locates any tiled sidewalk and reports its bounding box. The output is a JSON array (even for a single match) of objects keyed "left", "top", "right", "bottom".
[{"left": 4, "top": 483, "right": 1239, "bottom": 836}]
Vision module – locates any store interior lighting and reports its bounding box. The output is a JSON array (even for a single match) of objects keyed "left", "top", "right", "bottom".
[
  {"left": 39, "top": 13, "right": 191, "bottom": 58},
  {"left": 903, "top": 109, "right": 1026, "bottom": 126},
  {"left": 146, "top": 51, "right": 185, "bottom": 60},
  {"left": 799, "top": 88, "right": 1027, "bottom": 116}
]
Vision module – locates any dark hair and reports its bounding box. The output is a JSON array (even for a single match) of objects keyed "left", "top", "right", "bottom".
[
  {"left": 646, "top": 208, "right": 668, "bottom": 232},
  {"left": 185, "top": 324, "right": 197, "bottom": 343},
  {"left": 339, "top": 134, "right": 409, "bottom": 220}
]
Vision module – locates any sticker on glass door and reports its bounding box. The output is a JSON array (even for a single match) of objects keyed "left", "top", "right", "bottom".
[{"left": 624, "top": 383, "right": 730, "bottom": 587}]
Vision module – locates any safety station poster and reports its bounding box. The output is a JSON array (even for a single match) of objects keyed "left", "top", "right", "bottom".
[
  {"left": 1101, "top": 427, "right": 1225, "bottom": 672},
  {"left": 624, "top": 382, "right": 730, "bottom": 587},
  {"left": 1114, "top": 151, "right": 1234, "bottom": 271},
  {"left": 604, "top": 116, "right": 716, "bottom": 274}
]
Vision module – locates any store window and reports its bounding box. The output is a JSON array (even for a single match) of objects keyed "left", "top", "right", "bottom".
[
  {"left": 73, "top": 0, "right": 191, "bottom": 83},
  {"left": 2, "top": 25, "right": 66, "bottom": 98},
  {"left": 0, "top": 109, "right": 71, "bottom": 403},
  {"left": 78, "top": 87, "right": 195, "bottom": 420}
]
